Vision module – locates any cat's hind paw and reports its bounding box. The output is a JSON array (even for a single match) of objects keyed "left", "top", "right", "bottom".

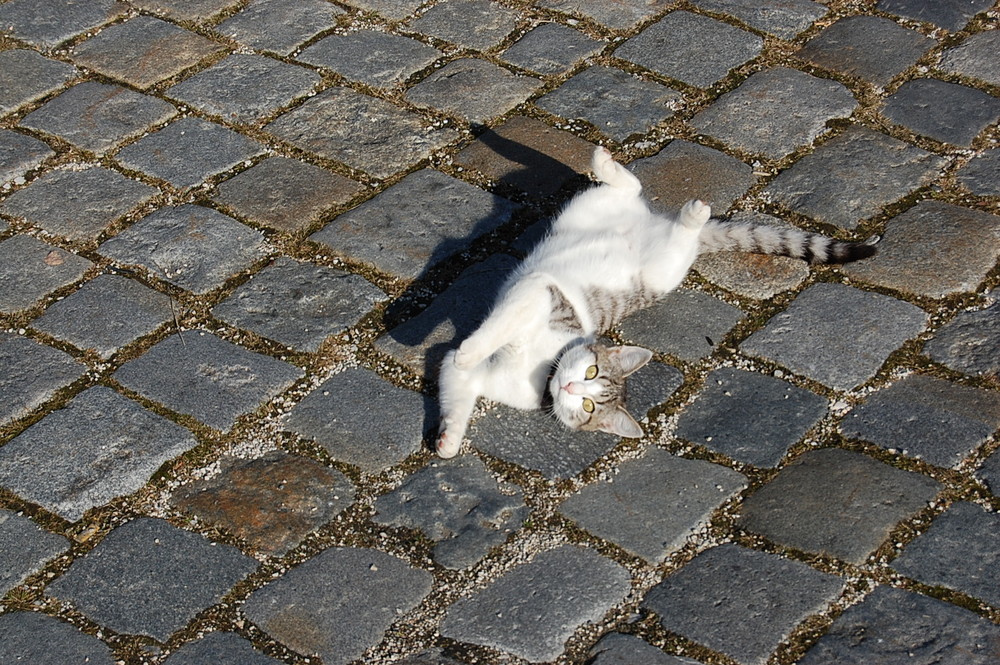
[
  {"left": 436, "top": 428, "right": 462, "bottom": 458},
  {"left": 679, "top": 199, "right": 711, "bottom": 229}
]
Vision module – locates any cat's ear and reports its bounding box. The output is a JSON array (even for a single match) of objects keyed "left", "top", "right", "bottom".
[
  {"left": 608, "top": 346, "right": 653, "bottom": 377},
  {"left": 597, "top": 406, "right": 644, "bottom": 439}
]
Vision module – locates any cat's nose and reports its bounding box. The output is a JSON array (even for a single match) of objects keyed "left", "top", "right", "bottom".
[{"left": 562, "top": 382, "right": 582, "bottom": 395}]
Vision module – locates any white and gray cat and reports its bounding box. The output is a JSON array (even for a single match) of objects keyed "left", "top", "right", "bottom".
[{"left": 436, "top": 147, "right": 875, "bottom": 458}]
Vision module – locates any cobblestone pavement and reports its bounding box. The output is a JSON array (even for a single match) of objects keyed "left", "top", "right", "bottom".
[{"left": 1, "top": 0, "right": 999, "bottom": 663}]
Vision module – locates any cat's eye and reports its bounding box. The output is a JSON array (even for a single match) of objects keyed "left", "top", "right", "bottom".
[
  {"left": 582, "top": 397, "right": 595, "bottom": 413},
  {"left": 584, "top": 365, "right": 598, "bottom": 380}
]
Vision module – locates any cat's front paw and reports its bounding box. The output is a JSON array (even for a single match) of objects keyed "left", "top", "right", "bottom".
[
  {"left": 436, "top": 429, "right": 462, "bottom": 458},
  {"left": 453, "top": 339, "right": 486, "bottom": 370},
  {"left": 679, "top": 199, "right": 711, "bottom": 229}
]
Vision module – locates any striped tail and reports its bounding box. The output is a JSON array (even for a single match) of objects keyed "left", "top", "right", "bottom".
[{"left": 698, "top": 219, "right": 877, "bottom": 264}]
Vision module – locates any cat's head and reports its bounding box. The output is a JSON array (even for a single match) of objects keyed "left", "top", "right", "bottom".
[{"left": 548, "top": 342, "right": 652, "bottom": 438}]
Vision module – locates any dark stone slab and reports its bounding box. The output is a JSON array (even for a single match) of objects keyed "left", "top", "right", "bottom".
[
  {"left": 882, "top": 78, "right": 1000, "bottom": 147},
  {"left": 764, "top": 126, "right": 945, "bottom": 229},
  {"left": 957, "top": 148, "right": 1000, "bottom": 197},
  {"left": 616, "top": 11, "right": 763, "bottom": 88},
  {"left": 877, "top": 0, "right": 994, "bottom": 32},
  {"left": 0, "top": 165, "right": 157, "bottom": 242},
  {"left": 0, "top": 509, "right": 69, "bottom": 595},
  {"left": 166, "top": 54, "right": 320, "bottom": 124},
  {"left": 19, "top": 81, "right": 176, "bottom": 155},
  {"left": 217, "top": 0, "right": 344, "bottom": 56},
  {"left": 0, "top": 333, "right": 85, "bottom": 426},
  {"left": 130, "top": 0, "right": 239, "bottom": 22},
  {"left": 796, "top": 16, "right": 935, "bottom": 87},
  {"left": 48, "top": 518, "right": 257, "bottom": 641},
  {"left": 502, "top": 23, "right": 604, "bottom": 75},
  {"left": 32, "top": 274, "right": 174, "bottom": 358},
  {"left": 741, "top": 283, "right": 928, "bottom": 391},
  {"left": 310, "top": 169, "right": 516, "bottom": 280},
  {"left": 0, "top": 129, "right": 54, "bottom": 186},
  {"left": 0, "top": 612, "right": 115, "bottom": 665},
  {"left": 535, "top": 66, "right": 682, "bottom": 143},
  {"left": 893, "top": 501, "right": 1000, "bottom": 606},
  {"left": 0, "top": 49, "right": 77, "bottom": 116},
  {"left": 738, "top": 448, "right": 941, "bottom": 564},
  {"left": 799, "top": 585, "right": 1000, "bottom": 665},
  {"left": 346, "top": 0, "right": 423, "bottom": 20},
  {"left": 115, "top": 331, "right": 303, "bottom": 432},
  {"left": 691, "top": 67, "right": 856, "bottom": 160},
  {"left": 842, "top": 374, "right": 1000, "bottom": 468},
  {"left": 98, "top": 204, "right": 268, "bottom": 295},
  {"left": 618, "top": 289, "right": 743, "bottom": 363},
  {"left": 283, "top": 367, "right": 431, "bottom": 473},
  {"left": 298, "top": 31, "right": 441, "bottom": 88},
  {"left": 266, "top": 87, "right": 458, "bottom": 179},
  {"left": 407, "top": 0, "right": 520, "bottom": 50},
  {"left": 212, "top": 156, "right": 363, "bottom": 233},
  {"left": 440, "top": 545, "right": 630, "bottom": 662},
  {"left": 0, "top": 0, "right": 126, "bottom": 49},
  {"left": 690, "top": 0, "right": 826, "bottom": 39},
  {"left": 163, "top": 631, "right": 283, "bottom": 665},
  {"left": 844, "top": 201, "right": 1000, "bottom": 298},
  {"left": 172, "top": 450, "right": 356, "bottom": 556},
  {"left": 560, "top": 447, "right": 747, "bottom": 563},
  {"left": 940, "top": 30, "right": 1000, "bottom": 87},
  {"left": 925, "top": 290, "right": 1000, "bottom": 377},
  {"left": 70, "top": 15, "right": 223, "bottom": 89},
  {"left": 213, "top": 257, "right": 386, "bottom": 352},
  {"left": 373, "top": 456, "right": 528, "bottom": 569},
  {"left": 406, "top": 58, "right": 541, "bottom": 124},
  {"left": 115, "top": 117, "right": 266, "bottom": 189},
  {"left": 535, "top": 0, "right": 672, "bottom": 31},
  {"left": 242, "top": 547, "right": 433, "bottom": 665},
  {"left": 0, "top": 235, "right": 93, "bottom": 313},
  {"left": 643, "top": 544, "right": 844, "bottom": 665},
  {"left": 677, "top": 368, "right": 828, "bottom": 468},
  {"left": 589, "top": 633, "right": 701, "bottom": 665},
  {"left": 0, "top": 386, "right": 198, "bottom": 521},
  {"left": 979, "top": 449, "right": 1000, "bottom": 496},
  {"left": 626, "top": 360, "right": 684, "bottom": 420}
]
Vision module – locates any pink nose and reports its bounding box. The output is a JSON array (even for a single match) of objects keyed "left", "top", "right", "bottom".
[{"left": 561, "top": 382, "right": 583, "bottom": 395}]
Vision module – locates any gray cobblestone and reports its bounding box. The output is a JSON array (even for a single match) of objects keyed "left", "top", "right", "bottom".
[
  {"left": 618, "top": 289, "right": 744, "bottom": 362},
  {"left": 0, "top": 130, "right": 54, "bottom": 186},
  {"left": 131, "top": 0, "right": 238, "bottom": 22},
  {"left": 502, "top": 23, "right": 604, "bottom": 75},
  {"left": 883, "top": 78, "right": 1000, "bottom": 147},
  {"left": 0, "top": 509, "right": 69, "bottom": 595},
  {"left": 589, "top": 633, "right": 701, "bottom": 665},
  {"left": 877, "top": 0, "right": 994, "bottom": 32},
  {"left": 925, "top": 290, "right": 1000, "bottom": 377},
  {"left": 407, "top": 0, "right": 520, "bottom": 50},
  {"left": 0, "top": 235, "right": 93, "bottom": 313},
  {"left": 957, "top": 148, "right": 1000, "bottom": 197},
  {"left": 0, "top": 0, "right": 125, "bottom": 49},
  {"left": 216, "top": 0, "right": 344, "bottom": 56},
  {"left": 0, "top": 612, "right": 116, "bottom": 665},
  {"left": 0, "top": 333, "right": 85, "bottom": 426},
  {"left": 535, "top": 0, "right": 670, "bottom": 31},
  {"left": 406, "top": 58, "right": 541, "bottom": 124},
  {"left": 162, "top": 631, "right": 283, "bottom": 665},
  {"left": 690, "top": 0, "right": 826, "bottom": 39},
  {"left": 298, "top": 31, "right": 441, "bottom": 88},
  {"left": 0, "top": 49, "right": 77, "bottom": 116},
  {"left": 940, "top": 30, "right": 1000, "bottom": 87}
]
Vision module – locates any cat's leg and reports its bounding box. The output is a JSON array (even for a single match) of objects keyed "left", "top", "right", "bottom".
[
  {"left": 678, "top": 199, "right": 711, "bottom": 229},
  {"left": 436, "top": 349, "right": 481, "bottom": 458},
  {"left": 591, "top": 146, "right": 641, "bottom": 194}
]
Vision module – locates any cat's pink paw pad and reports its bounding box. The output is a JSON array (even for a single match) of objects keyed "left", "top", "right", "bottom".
[{"left": 436, "top": 430, "right": 461, "bottom": 458}]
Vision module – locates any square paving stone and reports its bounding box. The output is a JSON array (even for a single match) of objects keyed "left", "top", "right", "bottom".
[
  {"left": 844, "top": 201, "right": 1000, "bottom": 298},
  {"left": 407, "top": 0, "right": 520, "bottom": 50},
  {"left": 0, "top": 386, "right": 198, "bottom": 521},
  {"left": 115, "top": 331, "right": 303, "bottom": 432},
  {"left": 19, "top": 81, "right": 176, "bottom": 156},
  {"left": 130, "top": 0, "right": 239, "bottom": 22},
  {"left": 764, "top": 126, "right": 945, "bottom": 229},
  {"left": 347, "top": 0, "right": 424, "bottom": 20},
  {"left": 0, "top": 612, "right": 115, "bottom": 665},
  {"left": 98, "top": 204, "right": 268, "bottom": 295},
  {"left": 0, "top": 165, "right": 157, "bottom": 242},
  {"left": 373, "top": 455, "right": 528, "bottom": 569},
  {"left": 892, "top": 501, "right": 1000, "bottom": 606},
  {"left": 798, "top": 585, "right": 1000, "bottom": 665},
  {"left": 48, "top": 518, "right": 257, "bottom": 641},
  {"left": 535, "top": 66, "right": 682, "bottom": 143},
  {"left": 266, "top": 87, "right": 459, "bottom": 179},
  {"left": 163, "top": 631, "right": 283, "bottom": 665},
  {"left": 453, "top": 116, "right": 594, "bottom": 198},
  {"left": 877, "top": 0, "right": 994, "bottom": 32},
  {"left": 643, "top": 544, "right": 844, "bottom": 665},
  {"left": 70, "top": 15, "right": 224, "bottom": 90},
  {"left": 626, "top": 360, "right": 684, "bottom": 420},
  {"left": 406, "top": 58, "right": 541, "bottom": 124},
  {"left": 0, "top": 49, "right": 77, "bottom": 116},
  {"left": 31, "top": 274, "right": 174, "bottom": 358},
  {"left": 677, "top": 368, "right": 828, "bottom": 468},
  {"left": 741, "top": 283, "right": 928, "bottom": 391},
  {"left": 690, "top": 0, "right": 826, "bottom": 39},
  {"left": 738, "top": 448, "right": 941, "bottom": 564},
  {"left": 0, "top": 333, "right": 85, "bottom": 426},
  {"left": 0, "top": 0, "right": 126, "bottom": 49},
  {"left": 882, "top": 78, "right": 1000, "bottom": 147},
  {"left": 502, "top": 23, "right": 604, "bottom": 75},
  {"left": 560, "top": 447, "right": 747, "bottom": 563},
  {"left": 842, "top": 374, "right": 1000, "bottom": 468},
  {"left": 217, "top": 0, "right": 344, "bottom": 56},
  {"left": 536, "top": 0, "right": 672, "bottom": 30},
  {"left": 589, "top": 633, "right": 701, "bottom": 665},
  {"left": 796, "top": 16, "right": 935, "bottom": 87},
  {"left": 691, "top": 68, "right": 856, "bottom": 160},
  {"left": 283, "top": 367, "right": 431, "bottom": 473},
  {"left": 167, "top": 55, "right": 320, "bottom": 125},
  {"left": 115, "top": 117, "right": 266, "bottom": 189},
  {"left": 957, "top": 148, "right": 1000, "bottom": 197},
  {"left": 172, "top": 450, "right": 356, "bottom": 556},
  {"left": 925, "top": 289, "right": 1000, "bottom": 378},
  {"left": 213, "top": 257, "right": 387, "bottom": 352},
  {"left": 298, "top": 31, "right": 442, "bottom": 88},
  {"left": 618, "top": 289, "right": 744, "bottom": 363},
  {"left": 0, "top": 509, "right": 70, "bottom": 595},
  {"left": 0, "top": 130, "right": 54, "bottom": 186},
  {"left": 0, "top": 235, "right": 94, "bottom": 313},
  {"left": 441, "top": 545, "right": 631, "bottom": 662},
  {"left": 616, "top": 11, "right": 763, "bottom": 89},
  {"left": 310, "top": 169, "right": 516, "bottom": 280},
  {"left": 242, "top": 547, "right": 433, "bottom": 665},
  {"left": 940, "top": 30, "right": 1000, "bottom": 88},
  {"left": 212, "top": 156, "right": 362, "bottom": 233}
]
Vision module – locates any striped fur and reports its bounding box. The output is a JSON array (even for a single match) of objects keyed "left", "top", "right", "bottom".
[{"left": 699, "top": 220, "right": 877, "bottom": 264}]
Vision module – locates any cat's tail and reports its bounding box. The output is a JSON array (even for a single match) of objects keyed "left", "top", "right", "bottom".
[{"left": 699, "top": 219, "right": 878, "bottom": 264}]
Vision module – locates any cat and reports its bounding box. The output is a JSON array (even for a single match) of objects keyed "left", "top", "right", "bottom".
[{"left": 435, "top": 146, "right": 876, "bottom": 458}]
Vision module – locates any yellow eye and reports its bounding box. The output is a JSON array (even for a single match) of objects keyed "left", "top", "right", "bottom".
[
  {"left": 585, "top": 365, "right": 598, "bottom": 380},
  {"left": 582, "top": 397, "right": 595, "bottom": 413}
]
